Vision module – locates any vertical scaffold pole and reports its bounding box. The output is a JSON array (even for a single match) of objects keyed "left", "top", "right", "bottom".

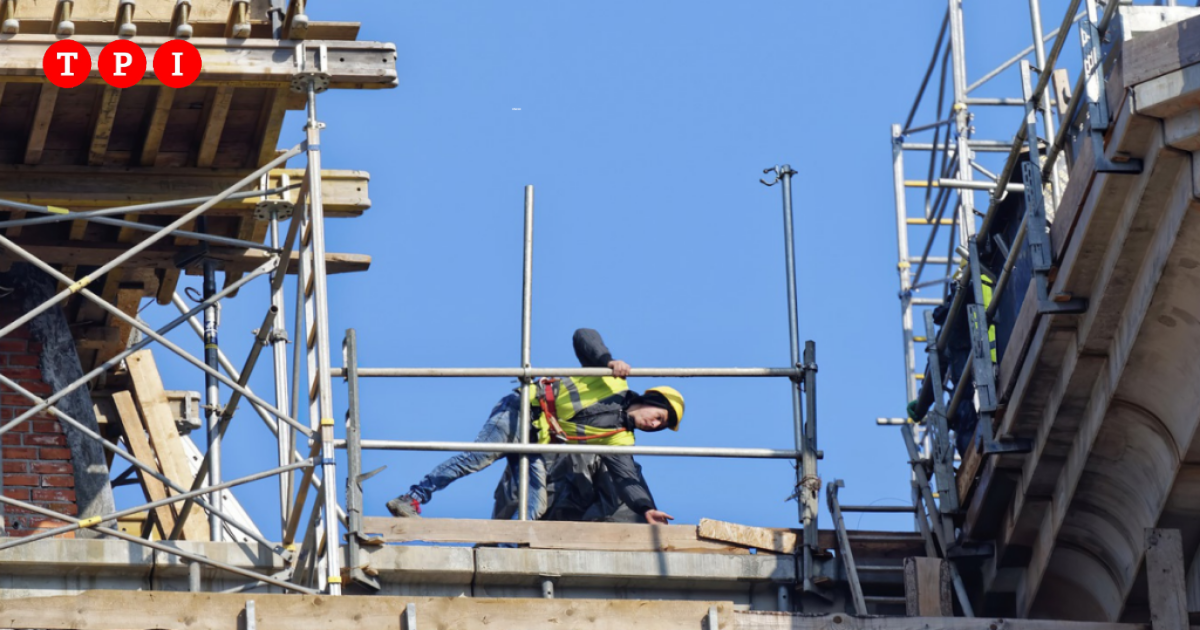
[
  {"left": 517, "top": 185, "right": 534, "bottom": 521},
  {"left": 891, "top": 124, "right": 918, "bottom": 404},
  {"left": 269, "top": 207, "right": 293, "bottom": 532},
  {"left": 201, "top": 256, "right": 223, "bottom": 541},
  {"left": 299, "top": 44, "right": 342, "bottom": 594}
]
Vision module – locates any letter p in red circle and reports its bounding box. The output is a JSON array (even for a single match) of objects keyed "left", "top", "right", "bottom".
[
  {"left": 99, "top": 39, "right": 146, "bottom": 88},
  {"left": 153, "top": 40, "right": 202, "bottom": 88}
]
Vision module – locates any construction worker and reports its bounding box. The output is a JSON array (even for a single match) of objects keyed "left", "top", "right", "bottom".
[{"left": 386, "top": 328, "right": 684, "bottom": 525}]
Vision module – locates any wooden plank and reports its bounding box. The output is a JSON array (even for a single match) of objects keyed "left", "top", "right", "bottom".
[
  {"left": 251, "top": 88, "right": 288, "bottom": 167},
  {"left": 0, "top": 167, "right": 371, "bottom": 218},
  {"left": 0, "top": 591, "right": 732, "bottom": 630},
  {"left": 110, "top": 390, "right": 175, "bottom": 539},
  {"left": 698, "top": 518, "right": 795, "bottom": 554},
  {"left": 733, "top": 612, "right": 1145, "bottom": 630},
  {"left": 1147, "top": 529, "right": 1188, "bottom": 630},
  {"left": 0, "top": 240, "right": 371, "bottom": 275},
  {"left": 126, "top": 350, "right": 210, "bottom": 541},
  {"left": 96, "top": 282, "right": 143, "bottom": 365},
  {"left": 24, "top": 84, "right": 59, "bottom": 165},
  {"left": 363, "top": 517, "right": 746, "bottom": 554},
  {"left": 88, "top": 86, "right": 121, "bottom": 165},
  {"left": 139, "top": 86, "right": 175, "bottom": 167},
  {"left": 1119, "top": 12, "right": 1200, "bottom": 88},
  {"left": 156, "top": 268, "right": 182, "bottom": 306},
  {"left": 904, "top": 557, "right": 951, "bottom": 616},
  {"left": 0, "top": 36, "right": 397, "bottom": 90},
  {"left": 196, "top": 85, "right": 234, "bottom": 168}
]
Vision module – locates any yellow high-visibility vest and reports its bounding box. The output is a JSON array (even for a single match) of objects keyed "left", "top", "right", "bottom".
[{"left": 529, "top": 377, "right": 636, "bottom": 446}]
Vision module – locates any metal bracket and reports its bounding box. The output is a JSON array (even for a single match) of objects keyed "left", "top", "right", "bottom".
[
  {"left": 1022, "top": 162, "right": 1089, "bottom": 315},
  {"left": 254, "top": 200, "right": 295, "bottom": 221},
  {"left": 358, "top": 464, "right": 386, "bottom": 484},
  {"left": 291, "top": 43, "right": 331, "bottom": 94}
]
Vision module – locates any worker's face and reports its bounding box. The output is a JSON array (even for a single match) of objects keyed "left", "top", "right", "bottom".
[{"left": 628, "top": 404, "right": 670, "bottom": 432}]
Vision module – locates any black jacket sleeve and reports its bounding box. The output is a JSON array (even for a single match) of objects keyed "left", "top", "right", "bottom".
[
  {"left": 573, "top": 328, "right": 614, "bottom": 368},
  {"left": 602, "top": 453, "right": 655, "bottom": 514}
]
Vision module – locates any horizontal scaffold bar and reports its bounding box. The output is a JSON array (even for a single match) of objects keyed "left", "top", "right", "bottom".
[
  {"left": 0, "top": 36, "right": 397, "bottom": 89},
  {"left": 0, "top": 240, "right": 369, "bottom": 275},
  {"left": 345, "top": 439, "right": 802, "bottom": 459},
  {"left": 333, "top": 366, "right": 803, "bottom": 377}
]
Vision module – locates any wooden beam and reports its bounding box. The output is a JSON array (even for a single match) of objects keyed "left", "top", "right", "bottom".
[
  {"left": 734, "top": 613, "right": 1145, "bottom": 630},
  {"left": 0, "top": 36, "right": 397, "bottom": 90},
  {"left": 0, "top": 167, "right": 371, "bottom": 218},
  {"left": 88, "top": 86, "right": 122, "bottom": 166},
  {"left": 156, "top": 268, "right": 182, "bottom": 306},
  {"left": 96, "top": 282, "right": 143, "bottom": 365},
  {"left": 363, "top": 517, "right": 747, "bottom": 554},
  {"left": 24, "top": 84, "right": 59, "bottom": 165},
  {"left": 698, "top": 518, "right": 795, "bottom": 554},
  {"left": 904, "top": 557, "right": 951, "bottom": 616},
  {"left": 0, "top": 591, "right": 731, "bottom": 630},
  {"left": 110, "top": 391, "right": 175, "bottom": 539},
  {"left": 126, "top": 350, "right": 209, "bottom": 541},
  {"left": 1147, "top": 529, "right": 1188, "bottom": 630},
  {"left": 138, "top": 86, "right": 175, "bottom": 167},
  {"left": 0, "top": 240, "right": 371, "bottom": 275},
  {"left": 196, "top": 86, "right": 234, "bottom": 168},
  {"left": 251, "top": 88, "right": 289, "bottom": 167}
]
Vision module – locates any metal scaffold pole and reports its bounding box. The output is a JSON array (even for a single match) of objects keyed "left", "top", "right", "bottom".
[
  {"left": 201, "top": 255, "right": 224, "bottom": 542},
  {"left": 517, "top": 184, "right": 535, "bottom": 522}
]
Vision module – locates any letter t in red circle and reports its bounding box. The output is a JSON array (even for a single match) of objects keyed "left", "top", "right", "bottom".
[
  {"left": 99, "top": 39, "right": 146, "bottom": 88},
  {"left": 153, "top": 40, "right": 202, "bottom": 89},
  {"left": 43, "top": 40, "right": 92, "bottom": 89}
]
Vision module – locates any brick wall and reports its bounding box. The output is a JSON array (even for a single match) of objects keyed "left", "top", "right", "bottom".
[{"left": 0, "top": 296, "right": 78, "bottom": 538}]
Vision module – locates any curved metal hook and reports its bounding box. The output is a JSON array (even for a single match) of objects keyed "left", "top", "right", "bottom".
[{"left": 760, "top": 165, "right": 781, "bottom": 187}]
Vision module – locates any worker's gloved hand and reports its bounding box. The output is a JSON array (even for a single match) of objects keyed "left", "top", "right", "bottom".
[
  {"left": 608, "top": 359, "right": 632, "bottom": 379},
  {"left": 643, "top": 509, "right": 674, "bottom": 525},
  {"left": 907, "top": 399, "right": 922, "bottom": 422}
]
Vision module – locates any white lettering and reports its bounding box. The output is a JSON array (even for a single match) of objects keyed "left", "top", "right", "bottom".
[
  {"left": 113, "top": 51, "right": 133, "bottom": 76},
  {"left": 172, "top": 52, "right": 183, "bottom": 76},
  {"left": 57, "top": 51, "right": 78, "bottom": 76}
]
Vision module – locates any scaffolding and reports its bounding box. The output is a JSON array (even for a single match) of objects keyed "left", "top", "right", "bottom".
[
  {"left": 883, "top": 0, "right": 1175, "bottom": 562},
  {"left": 0, "top": 49, "right": 825, "bottom": 598}
]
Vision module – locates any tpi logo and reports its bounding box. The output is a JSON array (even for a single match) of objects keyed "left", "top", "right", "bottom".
[{"left": 43, "top": 39, "right": 202, "bottom": 89}]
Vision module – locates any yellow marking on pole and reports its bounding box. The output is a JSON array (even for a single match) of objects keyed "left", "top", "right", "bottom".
[
  {"left": 897, "top": 261, "right": 911, "bottom": 270},
  {"left": 320, "top": 418, "right": 335, "bottom": 426},
  {"left": 327, "top": 575, "right": 342, "bottom": 584},
  {"left": 205, "top": 343, "right": 219, "bottom": 350},
  {"left": 67, "top": 277, "right": 92, "bottom": 294},
  {"left": 904, "top": 180, "right": 937, "bottom": 188},
  {"left": 78, "top": 516, "right": 102, "bottom": 528},
  {"left": 906, "top": 217, "right": 955, "bottom": 225},
  {"left": 47, "top": 206, "right": 70, "bottom": 215}
]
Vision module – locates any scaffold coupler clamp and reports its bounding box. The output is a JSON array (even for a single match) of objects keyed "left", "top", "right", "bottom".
[
  {"left": 759, "top": 164, "right": 797, "bottom": 187},
  {"left": 291, "top": 42, "right": 331, "bottom": 94},
  {"left": 254, "top": 173, "right": 295, "bottom": 221},
  {"left": 785, "top": 474, "right": 821, "bottom": 503}
]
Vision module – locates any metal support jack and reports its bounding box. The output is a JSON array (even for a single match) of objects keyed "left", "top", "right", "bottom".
[
  {"left": 343, "top": 329, "right": 381, "bottom": 591},
  {"left": 921, "top": 311, "right": 958, "bottom": 513}
]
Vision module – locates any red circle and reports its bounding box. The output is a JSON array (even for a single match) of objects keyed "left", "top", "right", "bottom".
[
  {"left": 153, "top": 40, "right": 202, "bottom": 89},
  {"left": 42, "top": 40, "right": 92, "bottom": 89},
  {"left": 98, "top": 39, "right": 146, "bottom": 89}
]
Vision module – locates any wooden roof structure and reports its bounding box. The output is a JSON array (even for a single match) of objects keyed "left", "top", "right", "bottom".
[{"left": 0, "top": 0, "right": 395, "bottom": 372}]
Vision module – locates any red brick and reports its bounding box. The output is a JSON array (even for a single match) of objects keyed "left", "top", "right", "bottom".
[
  {"left": 0, "top": 394, "right": 31, "bottom": 406},
  {"left": 1, "top": 434, "right": 19, "bottom": 446},
  {"left": 0, "top": 406, "right": 12, "bottom": 419},
  {"left": 3, "top": 460, "right": 26, "bottom": 474},
  {"left": 0, "top": 339, "right": 26, "bottom": 353},
  {"left": 7, "top": 355, "right": 37, "bottom": 367},
  {"left": 24, "top": 434, "right": 66, "bottom": 447},
  {"left": 27, "top": 518, "right": 71, "bottom": 529},
  {"left": 45, "top": 502, "right": 77, "bottom": 516},
  {"left": 40, "top": 447, "right": 71, "bottom": 460},
  {"left": 41, "top": 475, "right": 74, "bottom": 488},
  {"left": 2, "top": 447, "right": 36, "bottom": 459},
  {"left": 31, "top": 461, "right": 71, "bottom": 474},
  {"left": 15, "top": 381, "right": 50, "bottom": 395},
  {"left": 2, "top": 488, "right": 29, "bottom": 501},
  {"left": 9, "top": 421, "right": 34, "bottom": 433},
  {"left": 3, "top": 326, "right": 29, "bottom": 339},
  {"left": 32, "top": 421, "right": 63, "bottom": 433},
  {"left": 26, "top": 342, "right": 42, "bottom": 354},
  {"left": 32, "top": 488, "right": 74, "bottom": 502},
  {"left": 4, "top": 474, "right": 38, "bottom": 487},
  {"left": 3, "top": 368, "right": 41, "bottom": 380}
]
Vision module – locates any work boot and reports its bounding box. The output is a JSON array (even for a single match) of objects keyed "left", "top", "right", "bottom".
[{"left": 386, "top": 494, "right": 422, "bottom": 518}]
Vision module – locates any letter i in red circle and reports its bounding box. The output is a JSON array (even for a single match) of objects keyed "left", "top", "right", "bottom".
[
  {"left": 153, "top": 40, "right": 202, "bottom": 88},
  {"left": 43, "top": 40, "right": 92, "bottom": 89},
  {"left": 99, "top": 39, "right": 147, "bottom": 88}
]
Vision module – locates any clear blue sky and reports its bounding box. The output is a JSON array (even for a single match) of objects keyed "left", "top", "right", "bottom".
[{"left": 135, "top": 1, "right": 1085, "bottom": 538}]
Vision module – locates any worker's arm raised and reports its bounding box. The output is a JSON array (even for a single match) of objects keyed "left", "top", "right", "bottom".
[{"left": 573, "top": 328, "right": 631, "bottom": 373}]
